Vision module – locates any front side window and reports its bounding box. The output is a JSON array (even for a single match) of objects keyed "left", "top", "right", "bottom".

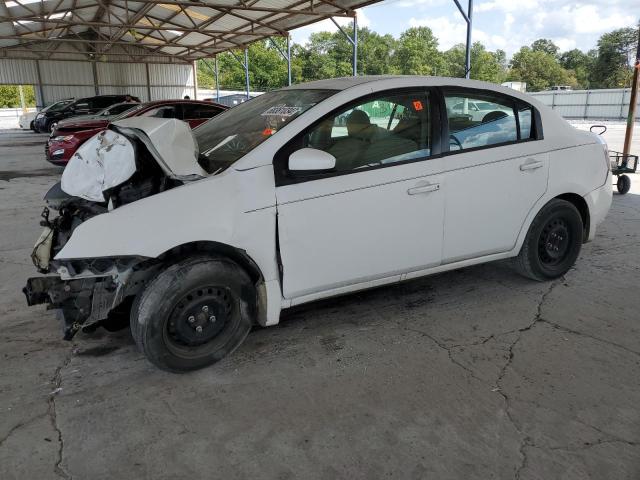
[
  {"left": 195, "top": 89, "right": 336, "bottom": 174},
  {"left": 300, "top": 91, "right": 432, "bottom": 172},
  {"left": 446, "top": 93, "right": 517, "bottom": 151}
]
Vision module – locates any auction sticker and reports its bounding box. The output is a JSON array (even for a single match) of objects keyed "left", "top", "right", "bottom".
[{"left": 261, "top": 106, "right": 302, "bottom": 117}]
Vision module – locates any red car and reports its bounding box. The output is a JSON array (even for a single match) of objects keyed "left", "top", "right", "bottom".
[{"left": 46, "top": 100, "right": 227, "bottom": 166}]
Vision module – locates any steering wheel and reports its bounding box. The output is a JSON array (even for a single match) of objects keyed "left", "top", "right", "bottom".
[
  {"left": 449, "top": 134, "right": 462, "bottom": 151},
  {"left": 219, "top": 135, "right": 250, "bottom": 155}
]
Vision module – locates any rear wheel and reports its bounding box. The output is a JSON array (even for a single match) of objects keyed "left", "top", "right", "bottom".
[
  {"left": 617, "top": 175, "right": 631, "bottom": 194},
  {"left": 130, "top": 256, "right": 254, "bottom": 372},
  {"left": 515, "top": 199, "right": 584, "bottom": 281}
]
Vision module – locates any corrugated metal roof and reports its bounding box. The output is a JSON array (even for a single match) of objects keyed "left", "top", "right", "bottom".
[{"left": 0, "top": 0, "right": 382, "bottom": 63}]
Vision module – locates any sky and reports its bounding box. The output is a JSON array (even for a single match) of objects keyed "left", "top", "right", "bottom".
[{"left": 290, "top": 0, "right": 639, "bottom": 57}]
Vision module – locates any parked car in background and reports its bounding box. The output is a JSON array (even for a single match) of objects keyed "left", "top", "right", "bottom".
[
  {"left": 34, "top": 95, "right": 138, "bottom": 133},
  {"left": 46, "top": 99, "right": 226, "bottom": 165},
  {"left": 55, "top": 102, "right": 139, "bottom": 127},
  {"left": 24, "top": 76, "right": 612, "bottom": 372},
  {"left": 446, "top": 98, "right": 514, "bottom": 122},
  {"left": 20, "top": 98, "right": 75, "bottom": 131}
]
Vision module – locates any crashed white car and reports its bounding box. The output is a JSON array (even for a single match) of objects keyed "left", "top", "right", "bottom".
[{"left": 24, "top": 76, "right": 612, "bottom": 372}]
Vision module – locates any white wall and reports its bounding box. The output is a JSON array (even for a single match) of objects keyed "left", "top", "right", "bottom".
[
  {"left": 530, "top": 88, "right": 640, "bottom": 120},
  {"left": 0, "top": 58, "right": 195, "bottom": 107}
]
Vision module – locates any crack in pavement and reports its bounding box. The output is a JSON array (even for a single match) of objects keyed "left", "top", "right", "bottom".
[
  {"left": 493, "top": 277, "right": 565, "bottom": 479},
  {"left": 0, "top": 413, "right": 48, "bottom": 448},
  {"left": 538, "top": 318, "right": 640, "bottom": 358},
  {"left": 48, "top": 350, "right": 73, "bottom": 480},
  {"left": 403, "top": 325, "right": 487, "bottom": 384}
]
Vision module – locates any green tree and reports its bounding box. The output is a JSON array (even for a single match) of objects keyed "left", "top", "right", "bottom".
[
  {"left": 196, "top": 40, "right": 289, "bottom": 92},
  {"left": 393, "top": 27, "right": 444, "bottom": 75},
  {"left": 0, "top": 85, "right": 36, "bottom": 108},
  {"left": 559, "top": 48, "right": 596, "bottom": 88},
  {"left": 508, "top": 46, "right": 577, "bottom": 91},
  {"left": 443, "top": 42, "right": 507, "bottom": 82},
  {"left": 591, "top": 27, "right": 638, "bottom": 88},
  {"left": 531, "top": 38, "right": 560, "bottom": 57}
]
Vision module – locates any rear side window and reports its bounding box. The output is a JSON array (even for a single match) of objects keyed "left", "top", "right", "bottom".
[
  {"left": 140, "top": 105, "right": 178, "bottom": 119},
  {"left": 445, "top": 93, "right": 517, "bottom": 151},
  {"left": 182, "top": 104, "right": 224, "bottom": 119},
  {"left": 92, "top": 97, "right": 117, "bottom": 109}
]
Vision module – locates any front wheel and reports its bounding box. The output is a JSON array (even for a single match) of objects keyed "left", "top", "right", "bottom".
[
  {"left": 131, "top": 256, "right": 255, "bottom": 372},
  {"left": 515, "top": 199, "right": 584, "bottom": 281}
]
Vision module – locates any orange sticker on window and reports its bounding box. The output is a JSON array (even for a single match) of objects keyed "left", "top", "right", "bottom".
[
  {"left": 413, "top": 100, "right": 423, "bottom": 111},
  {"left": 262, "top": 128, "right": 275, "bottom": 136}
]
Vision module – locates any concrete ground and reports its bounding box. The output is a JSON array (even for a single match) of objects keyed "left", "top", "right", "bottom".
[{"left": 1, "top": 125, "right": 639, "bottom": 480}]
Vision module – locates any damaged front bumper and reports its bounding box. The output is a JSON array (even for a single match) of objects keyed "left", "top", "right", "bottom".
[
  {"left": 24, "top": 276, "right": 106, "bottom": 340},
  {"left": 24, "top": 257, "right": 157, "bottom": 340}
]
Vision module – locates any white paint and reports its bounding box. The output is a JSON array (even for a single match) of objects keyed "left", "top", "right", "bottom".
[
  {"left": 56, "top": 76, "right": 613, "bottom": 327},
  {"left": 61, "top": 129, "right": 137, "bottom": 202}
]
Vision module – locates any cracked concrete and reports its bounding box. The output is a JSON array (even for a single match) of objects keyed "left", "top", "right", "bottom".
[{"left": 1, "top": 127, "right": 640, "bottom": 479}]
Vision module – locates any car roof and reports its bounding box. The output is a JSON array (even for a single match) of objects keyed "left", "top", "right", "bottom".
[
  {"left": 283, "top": 75, "right": 542, "bottom": 108},
  {"left": 140, "top": 99, "right": 227, "bottom": 108}
]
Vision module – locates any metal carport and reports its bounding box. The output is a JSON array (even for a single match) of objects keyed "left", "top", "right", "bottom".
[{"left": 0, "top": 0, "right": 382, "bottom": 106}]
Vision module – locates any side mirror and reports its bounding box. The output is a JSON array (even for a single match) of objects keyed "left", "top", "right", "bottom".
[{"left": 289, "top": 148, "right": 336, "bottom": 172}]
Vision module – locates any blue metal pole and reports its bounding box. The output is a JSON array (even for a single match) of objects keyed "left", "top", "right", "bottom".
[
  {"left": 214, "top": 55, "right": 219, "bottom": 101},
  {"left": 465, "top": 0, "right": 473, "bottom": 78},
  {"left": 287, "top": 35, "right": 292, "bottom": 86},
  {"left": 353, "top": 14, "right": 358, "bottom": 76},
  {"left": 244, "top": 48, "right": 250, "bottom": 100}
]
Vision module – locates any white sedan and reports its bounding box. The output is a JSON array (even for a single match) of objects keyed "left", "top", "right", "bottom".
[{"left": 24, "top": 76, "right": 612, "bottom": 372}]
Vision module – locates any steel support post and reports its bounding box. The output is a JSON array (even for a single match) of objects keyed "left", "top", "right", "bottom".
[
  {"left": 269, "top": 36, "right": 292, "bottom": 86},
  {"left": 453, "top": 0, "right": 473, "bottom": 78},
  {"left": 244, "top": 48, "right": 250, "bottom": 99},
  {"left": 215, "top": 55, "right": 220, "bottom": 100},
  {"left": 330, "top": 15, "right": 358, "bottom": 76}
]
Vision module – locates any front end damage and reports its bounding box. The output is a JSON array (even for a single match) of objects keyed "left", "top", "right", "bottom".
[
  {"left": 24, "top": 118, "right": 205, "bottom": 339},
  {"left": 24, "top": 257, "right": 159, "bottom": 339}
]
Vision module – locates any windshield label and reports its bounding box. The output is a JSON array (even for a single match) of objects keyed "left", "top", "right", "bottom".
[{"left": 261, "top": 106, "right": 302, "bottom": 117}]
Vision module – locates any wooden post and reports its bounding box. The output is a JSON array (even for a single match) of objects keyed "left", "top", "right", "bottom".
[{"left": 623, "top": 25, "right": 640, "bottom": 155}]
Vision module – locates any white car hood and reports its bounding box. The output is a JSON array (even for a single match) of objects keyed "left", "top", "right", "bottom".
[{"left": 61, "top": 117, "right": 207, "bottom": 202}]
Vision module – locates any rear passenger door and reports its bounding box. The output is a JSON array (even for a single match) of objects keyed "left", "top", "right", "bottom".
[{"left": 441, "top": 90, "right": 548, "bottom": 263}]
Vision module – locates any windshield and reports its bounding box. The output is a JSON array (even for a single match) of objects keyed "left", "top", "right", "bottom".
[
  {"left": 194, "top": 89, "right": 336, "bottom": 174},
  {"left": 46, "top": 100, "right": 74, "bottom": 112}
]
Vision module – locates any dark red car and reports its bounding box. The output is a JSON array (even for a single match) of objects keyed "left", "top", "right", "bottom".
[{"left": 46, "top": 100, "right": 227, "bottom": 166}]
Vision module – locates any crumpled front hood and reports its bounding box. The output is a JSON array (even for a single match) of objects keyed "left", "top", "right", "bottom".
[
  {"left": 111, "top": 117, "right": 206, "bottom": 178},
  {"left": 60, "top": 118, "right": 207, "bottom": 203}
]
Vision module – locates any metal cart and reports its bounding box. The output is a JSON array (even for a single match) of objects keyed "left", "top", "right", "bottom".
[
  {"left": 609, "top": 150, "right": 638, "bottom": 194},
  {"left": 590, "top": 125, "right": 638, "bottom": 195}
]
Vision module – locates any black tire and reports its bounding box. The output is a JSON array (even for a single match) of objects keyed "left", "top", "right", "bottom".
[
  {"left": 130, "top": 256, "right": 254, "bottom": 372},
  {"left": 29, "top": 121, "right": 35, "bottom": 131},
  {"left": 515, "top": 199, "right": 584, "bottom": 281},
  {"left": 617, "top": 175, "right": 631, "bottom": 194}
]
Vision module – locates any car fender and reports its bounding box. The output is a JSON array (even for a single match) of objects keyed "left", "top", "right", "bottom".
[
  {"left": 511, "top": 143, "right": 610, "bottom": 254},
  {"left": 56, "top": 164, "right": 280, "bottom": 288}
]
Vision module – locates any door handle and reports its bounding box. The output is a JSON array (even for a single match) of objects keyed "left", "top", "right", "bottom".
[
  {"left": 407, "top": 183, "right": 440, "bottom": 195},
  {"left": 520, "top": 160, "right": 544, "bottom": 171}
]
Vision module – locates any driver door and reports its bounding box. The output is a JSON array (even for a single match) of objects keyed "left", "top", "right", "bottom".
[{"left": 275, "top": 89, "right": 446, "bottom": 301}]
